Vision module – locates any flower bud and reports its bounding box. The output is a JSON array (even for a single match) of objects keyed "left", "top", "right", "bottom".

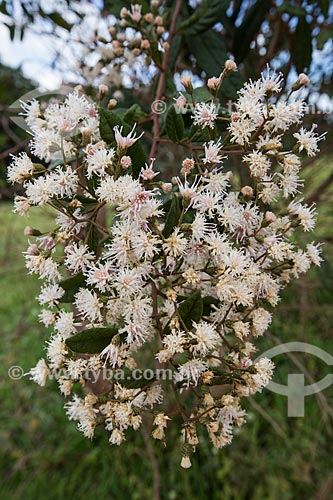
[
  {"left": 141, "top": 39, "right": 150, "bottom": 50},
  {"left": 207, "top": 76, "right": 221, "bottom": 91},
  {"left": 180, "top": 455, "right": 192, "bottom": 469},
  {"left": 161, "top": 182, "right": 172, "bottom": 193},
  {"left": 108, "top": 99, "right": 117, "bottom": 110},
  {"left": 99, "top": 84, "right": 108, "bottom": 96},
  {"left": 180, "top": 75, "right": 193, "bottom": 94},
  {"left": 224, "top": 59, "right": 237, "bottom": 72},
  {"left": 154, "top": 15, "right": 163, "bottom": 25},
  {"left": 292, "top": 73, "right": 310, "bottom": 91},
  {"left": 144, "top": 13, "right": 154, "bottom": 23},
  {"left": 24, "top": 226, "right": 42, "bottom": 237},
  {"left": 241, "top": 186, "right": 254, "bottom": 198},
  {"left": 265, "top": 211, "right": 276, "bottom": 223},
  {"left": 120, "top": 155, "right": 132, "bottom": 169}
]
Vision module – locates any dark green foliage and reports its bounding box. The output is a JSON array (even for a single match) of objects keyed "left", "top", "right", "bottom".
[
  {"left": 178, "top": 291, "right": 203, "bottom": 329},
  {"left": 66, "top": 327, "right": 118, "bottom": 353}
]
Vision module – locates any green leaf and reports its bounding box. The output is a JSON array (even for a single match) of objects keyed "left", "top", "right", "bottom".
[
  {"left": 277, "top": 3, "right": 306, "bottom": 17},
  {"left": 86, "top": 223, "right": 99, "bottom": 253},
  {"left": 193, "top": 86, "right": 214, "bottom": 102},
  {"left": 233, "top": 0, "right": 272, "bottom": 63},
  {"left": 178, "top": 291, "right": 203, "bottom": 329},
  {"left": 123, "top": 104, "right": 147, "bottom": 126},
  {"left": 316, "top": 27, "right": 333, "bottom": 49},
  {"left": 202, "top": 296, "right": 220, "bottom": 317},
  {"left": 185, "top": 30, "right": 227, "bottom": 78},
  {"left": 292, "top": 16, "right": 312, "bottom": 73},
  {"left": 59, "top": 272, "right": 86, "bottom": 303},
  {"left": 178, "top": 0, "right": 230, "bottom": 36},
  {"left": 48, "top": 12, "right": 73, "bottom": 31},
  {"left": 168, "top": 34, "right": 182, "bottom": 70},
  {"left": 163, "top": 194, "right": 181, "bottom": 237},
  {"left": 165, "top": 105, "right": 184, "bottom": 143},
  {"left": 66, "top": 327, "right": 118, "bottom": 354},
  {"left": 120, "top": 368, "right": 156, "bottom": 389},
  {"left": 188, "top": 124, "right": 210, "bottom": 143},
  {"left": 102, "top": 0, "right": 131, "bottom": 16},
  {"left": 320, "top": 0, "right": 330, "bottom": 17},
  {"left": 99, "top": 107, "right": 122, "bottom": 144}
]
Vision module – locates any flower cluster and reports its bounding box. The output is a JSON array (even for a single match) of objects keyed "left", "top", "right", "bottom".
[
  {"left": 65, "top": 1, "right": 166, "bottom": 89},
  {"left": 9, "top": 66, "right": 323, "bottom": 468}
]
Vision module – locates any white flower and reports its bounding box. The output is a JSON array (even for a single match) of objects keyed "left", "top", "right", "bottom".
[
  {"left": 13, "top": 196, "right": 32, "bottom": 216},
  {"left": 114, "top": 124, "right": 143, "bottom": 150},
  {"left": 109, "top": 428, "right": 125, "bottom": 445},
  {"left": 65, "top": 358, "right": 87, "bottom": 380},
  {"left": 114, "top": 267, "right": 143, "bottom": 297},
  {"left": 192, "top": 102, "right": 217, "bottom": 129},
  {"left": 25, "top": 176, "right": 56, "bottom": 205},
  {"left": 85, "top": 145, "right": 115, "bottom": 178},
  {"left": 38, "top": 309, "right": 56, "bottom": 327},
  {"left": 8, "top": 153, "right": 34, "bottom": 184},
  {"left": 54, "top": 310, "right": 77, "bottom": 338},
  {"left": 251, "top": 308, "right": 272, "bottom": 336},
  {"left": 243, "top": 151, "right": 270, "bottom": 178},
  {"left": 28, "top": 359, "right": 50, "bottom": 386},
  {"left": 50, "top": 166, "right": 79, "bottom": 198},
  {"left": 46, "top": 334, "right": 67, "bottom": 368},
  {"left": 74, "top": 288, "right": 103, "bottom": 323},
  {"left": 189, "top": 321, "right": 219, "bottom": 356},
  {"left": 288, "top": 199, "right": 317, "bottom": 231},
  {"left": 176, "top": 359, "right": 208, "bottom": 387},
  {"left": 293, "top": 125, "right": 326, "bottom": 157},
  {"left": 228, "top": 117, "right": 256, "bottom": 145},
  {"left": 38, "top": 284, "right": 64, "bottom": 306},
  {"left": 85, "top": 261, "right": 114, "bottom": 292},
  {"left": 163, "top": 228, "right": 187, "bottom": 258},
  {"left": 260, "top": 66, "right": 283, "bottom": 94},
  {"left": 203, "top": 139, "right": 224, "bottom": 164},
  {"left": 64, "top": 243, "right": 95, "bottom": 273},
  {"left": 306, "top": 243, "right": 322, "bottom": 266}
]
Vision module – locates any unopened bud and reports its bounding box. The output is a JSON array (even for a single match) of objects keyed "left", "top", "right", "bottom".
[
  {"left": 161, "top": 182, "right": 172, "bottom": 193},
  {"left": 108, "top": 99, "right": 117, "bottom": 109},
  {"left": 154, "top": 15, "right": 163, "bottom": 26},
  {"left": 224, "top": 59, "right": 237, "bottom": 72},
  {"left": 180, "top": 455, "right": 192, "bottom": 469},
  {"left": 207, "top": 76, "right": 221, "bottom": 91},
  {"left": 180, "top": 75, "right": 193, "bottom": 94},
  {"left": 265, "top": 211, "right": 277, "bottom": 223},
  {"left": 241, "top": 186, "right": 254, "bottom": 198},
  {"left": 99, "top": 84, "right": 108, "bottom": 96},
  {"left": 120, "top": 155, "right": 132, "bottom": 169},
  {"left": 144, "top": 13, "right": 154, "bottom": 23},
  {"left": 292, "top": 73, "right": 310, "bottom": 91},
  {"left": 181, "top": 158, "right": 195, "bottom": 174},
  {"left": 141, "top": 39, "right": 150, "bottom": 50},
  {"left": 24, "top": 226, "right": 42, "bottom": 237}
]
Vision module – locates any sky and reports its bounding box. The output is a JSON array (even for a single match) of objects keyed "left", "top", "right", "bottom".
[{"left": 0, "top": 23, "right": 64, "bottom": 90}]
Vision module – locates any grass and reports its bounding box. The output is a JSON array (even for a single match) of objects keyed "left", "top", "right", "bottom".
[{"left": 0, "top": 201, "right": 333, "bottom": 500}]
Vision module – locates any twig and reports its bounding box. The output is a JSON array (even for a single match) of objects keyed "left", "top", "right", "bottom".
[
  {"left": 149, "top": 0, "right": 183, "bottom": 159},
  {"left": 141, "top": 418, "right": 161, "bottom": 500}
]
